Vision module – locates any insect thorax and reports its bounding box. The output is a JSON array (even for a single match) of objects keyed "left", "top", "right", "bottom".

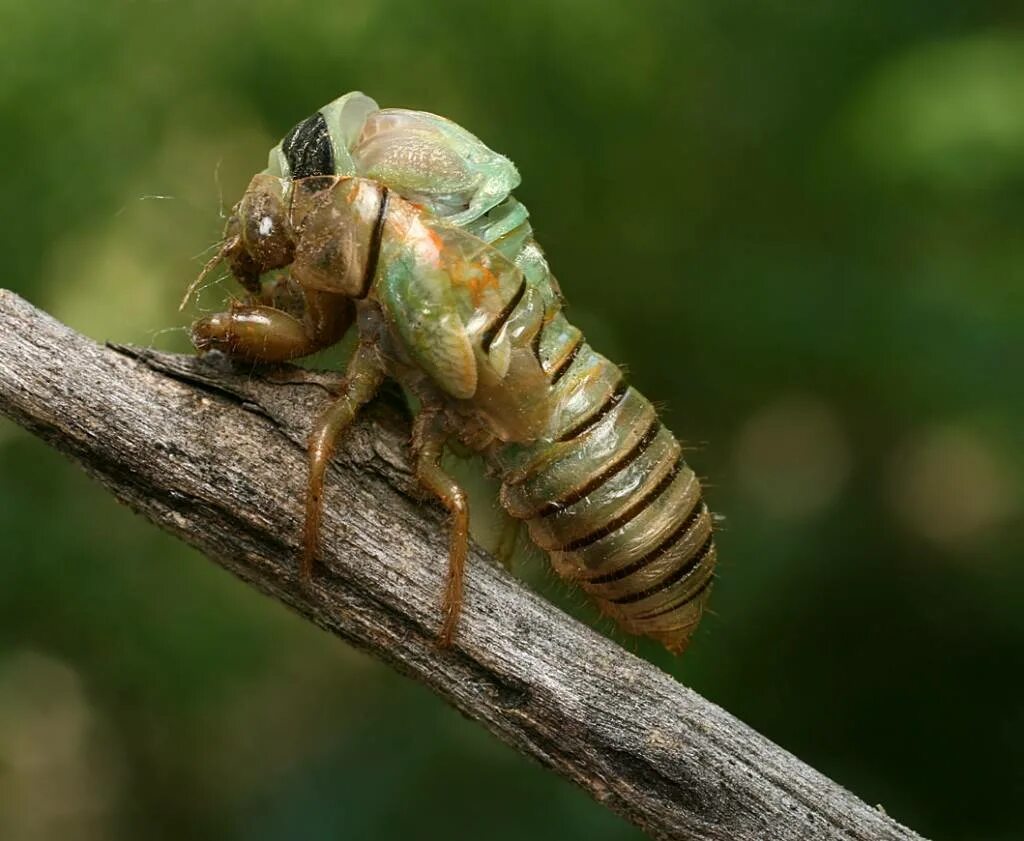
[{"left": 266, "top": 92, "right": 522, "bottom": 235}]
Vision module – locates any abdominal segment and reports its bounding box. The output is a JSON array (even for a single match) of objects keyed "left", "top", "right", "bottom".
[{"left": 494, "top": 335, "right": 717, "bottom": 654}]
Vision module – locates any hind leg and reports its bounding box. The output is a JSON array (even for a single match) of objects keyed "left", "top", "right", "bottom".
[{"left": 412, "top": 408, "right": 469, "bottom": 647}]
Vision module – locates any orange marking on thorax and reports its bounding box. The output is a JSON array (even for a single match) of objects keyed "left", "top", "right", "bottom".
[
  {"left": 427, "top": 227, "right": 445, "bottom": 253},
  {"left": 452, "top": 258, "right": 503, "bottom": 308},
  {"left": 480, "top": 263, "right": 500, "bottom": 293}
]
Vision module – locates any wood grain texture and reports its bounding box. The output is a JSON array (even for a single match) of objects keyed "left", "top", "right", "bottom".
[{"left": 0, "top": 289, "right": 926, "bottom": 841}]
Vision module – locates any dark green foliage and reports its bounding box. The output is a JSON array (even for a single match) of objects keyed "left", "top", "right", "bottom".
[{"left": 1, "top": 3, "right": 1021, "bottom": 839}]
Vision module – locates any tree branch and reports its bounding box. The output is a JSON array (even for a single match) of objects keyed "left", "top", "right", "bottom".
[{"left": 0, "top": 289, "right": 925, "bottom": 841}]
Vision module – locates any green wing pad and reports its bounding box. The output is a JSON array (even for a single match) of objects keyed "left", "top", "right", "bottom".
[
  {"left": 379, "top": 242, "right": 479, "bottom": 400},
  {"left": 377, "top": 203, "right": 531, "bottom": 401}
]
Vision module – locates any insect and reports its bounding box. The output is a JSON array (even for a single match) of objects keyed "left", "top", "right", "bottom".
[{"left": 185, "top": 92, "right": 717, "bottom": 653}]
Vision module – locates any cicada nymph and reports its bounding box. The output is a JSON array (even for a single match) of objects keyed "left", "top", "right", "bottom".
[{"left": 185, "top": 92, "right": 717, "bottom": 653}]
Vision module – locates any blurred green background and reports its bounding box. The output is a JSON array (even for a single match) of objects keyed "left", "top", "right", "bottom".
[{"left": 1, "top": 2, "right": 1021, "bottom": 839}]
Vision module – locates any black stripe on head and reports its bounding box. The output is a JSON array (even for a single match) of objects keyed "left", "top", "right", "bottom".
[
  {"left": 282, "top": 112, "right": 335, "bottom": 178},
  {"left": 359, "top": 188, "right": 389, "bottom": 298}
]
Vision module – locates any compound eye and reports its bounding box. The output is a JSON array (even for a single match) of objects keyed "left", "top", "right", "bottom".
[
  {"left": 239, "top": 175, "right": 294, "bottom": 271},
  {"left": 281, "top": 111, "right": 335, "bottom": 178}
]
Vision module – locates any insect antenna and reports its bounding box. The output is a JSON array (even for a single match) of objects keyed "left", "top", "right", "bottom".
[
  {"left": 190, "top": 238, "right": 228, "bottom": 261},
  {"left": 142, "top": 325, "right": 192, "bottom": 351},
  {"left": 178, "top": 235, "right": 239, "bottom": 312},
  {"left": 112, "top": 194, "right": 178, "bottom": 218},
  {"left": 213, "top": 158, "right": 227, "bottom": 220}
]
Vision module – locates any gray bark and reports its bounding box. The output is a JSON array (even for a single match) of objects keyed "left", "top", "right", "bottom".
[{"left": 0, "top": 289, "right": 926, "bottom": 841}]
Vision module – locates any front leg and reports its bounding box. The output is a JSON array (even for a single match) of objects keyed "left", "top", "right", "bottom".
[
  {"left": 302, "top": 341, "right": 385, "bottom": 580},
  {"left": 412, "top": 408, "right": 469, "bottom": 647},
  {"left": 192, "top": 288, "right": 353, "bottom": 363}
]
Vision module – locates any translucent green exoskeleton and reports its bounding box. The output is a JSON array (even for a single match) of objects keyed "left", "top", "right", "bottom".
[{"left": 187, "top": 92, "right": 716, "bottom": 653}]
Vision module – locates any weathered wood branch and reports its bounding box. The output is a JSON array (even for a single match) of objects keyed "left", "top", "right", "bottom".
[{"left": 0, "top": 289, "right": 925, "bottom": 841}]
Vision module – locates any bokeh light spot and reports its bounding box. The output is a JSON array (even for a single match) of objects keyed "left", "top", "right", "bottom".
[
  {"left": 732, "top": 394, "right": 851, "bottom": 521},
  {"left": 0, "top": 650, "right": 123, "bottom": 841},
  {"left": 887, "top": 424, "right": 1016, "bottom": 548}
]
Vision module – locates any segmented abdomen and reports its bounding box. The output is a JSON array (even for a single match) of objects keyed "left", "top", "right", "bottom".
[
  {"left": 492, "top": 294, "right": 717, "bottom": 653},
  {"left": 404, "top": 193, "right": 717, "bottom": 653}
]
